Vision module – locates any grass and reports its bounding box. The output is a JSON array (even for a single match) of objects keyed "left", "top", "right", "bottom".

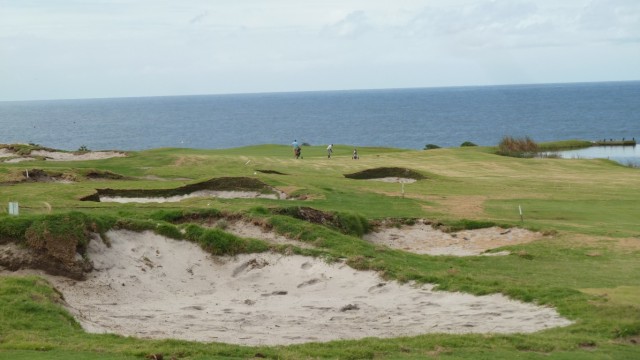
[{"left": 0, "top": 143, "right": 639, "bottom": 359}]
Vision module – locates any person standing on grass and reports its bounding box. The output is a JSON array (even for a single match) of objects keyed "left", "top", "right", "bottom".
[
  {"left": 352, "top": 148, "right": 359, "bottom": 160},
  {"left": 292, "top": 139, "right": 300, "bottom": 158},
  {"left": 327, "top": 144, "right": 333, "bottom": 158}
]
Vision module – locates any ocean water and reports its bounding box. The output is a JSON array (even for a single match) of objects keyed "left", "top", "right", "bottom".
[{"left": 0, "top": 81, "right": 638, "bottom": 151}]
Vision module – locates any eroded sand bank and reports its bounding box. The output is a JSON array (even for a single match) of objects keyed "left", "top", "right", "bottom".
[
  {"left": 2, "top": 230, "right": 571, "bottom": 345},
  {"left": 365, "top": 220, "right": 544, "bottom": 256}
]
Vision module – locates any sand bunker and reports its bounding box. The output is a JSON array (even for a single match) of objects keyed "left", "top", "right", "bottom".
[
  {"left": 82, "top": 177, "right": 289, "bottom": 203},
  {"left": 4, "top": 230, "right": 571, "bottom": 345},
  {"left": 0, "top": 147, "right": 125, "bottom": 162},
  {"left": 364, "top": 220, "right": 544, "bottom": 256},
  {"left": 100, "top": 190, "right": 282, "bottom": 203},
  {"left": 30, "top": 150, "right": 126, "bottom": 161},
  {"left": 370, "top": 177, "right": 417, "bottom": 183}
]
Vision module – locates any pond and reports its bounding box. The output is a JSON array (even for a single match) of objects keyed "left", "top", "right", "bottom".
[{"left": 550, "top": 146, "right": 639, "bottom": 167}]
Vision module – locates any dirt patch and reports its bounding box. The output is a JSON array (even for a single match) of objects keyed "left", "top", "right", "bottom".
[
  {"left": 274, "top": 206, "right": 335, "bottom": 225},
  {"left": 81, "top": 177, "right": 288, "bottom": 202},
  {"left": 434, "top": 195, "right": 489, "bottom": 219},
  {"left": 344, "top": 167, "right": 426, "bottom": 180},
  {"left": 256, "top": 169, "right": 288, "bottom": 175},
  {"left": 0, "top": 241, "right": 90, "bottom": 280},
  {"left": 1, "top": 230, "right": 571, "bottom": 345},
  {"left": 84, "top": 170, "right": 126, "bottom": 180},
  {"left": 1, "top": 169, "right": 75, "bottom": 184},
  {"left": 364, "top": 219, "right": 545, "bottom": 256}
]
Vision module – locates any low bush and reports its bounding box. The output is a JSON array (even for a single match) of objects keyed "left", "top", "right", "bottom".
[
  {"left": 497, "top": 136, "right": 539, "bottom": 157},
  {"left": 460, "top": 141, "right": 477, "bottom": 147},
  {"left": 334, "top": 212, "right": 370, "bottom": 237},
  {"left": 424, "top": 144, "right": 441, "bottom": 150}
]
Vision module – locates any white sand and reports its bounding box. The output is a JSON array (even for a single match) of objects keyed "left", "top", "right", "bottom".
[
  {"left": 2, "top": 230, "right": 571, "bottom": 345},
  {"left": 99, "top": 190, "right": 282, "bottom": 203},
  {"left": 31, "top": 150, "right": 126, "bottom": 161},
  {"left": 0, "top": 149, "right": 14, "bottom": 158},
  {"left": 369, "top": 177, "right": 417, "bottom": 183},
  {"left": 364, "top": 220, "right": 544, "bottom": 256}
]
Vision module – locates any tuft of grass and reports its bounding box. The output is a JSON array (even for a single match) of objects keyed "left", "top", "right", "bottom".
[{"left": 497, "top": 136, "right": 539, "bottom": 157}]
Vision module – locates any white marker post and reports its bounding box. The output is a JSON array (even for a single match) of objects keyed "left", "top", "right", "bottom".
[
  {"left": 8, "top": 202, "right": 19, "bottom": 216},
  {"left": 518, "top": 205, "right": 523, "bottom": 222}
]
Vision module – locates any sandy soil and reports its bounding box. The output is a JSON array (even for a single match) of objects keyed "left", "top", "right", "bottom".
[
  {"left": 364, "top": 220, "right": 544, "bottom": 256},
  {"left": 369, "top": 177, "right": 417, "bottom": 183},
  {"left": 1, "top": 230, "right": 570, "bottom": 345},
  {"left": 31, "top": 150, "right": 126, "bottom": 161},
  {"left": 99, "top": 190, "right": 284, "bottom": 203},
  {"left": 0, "top": 149, "right": 14, "bottom": 158}
]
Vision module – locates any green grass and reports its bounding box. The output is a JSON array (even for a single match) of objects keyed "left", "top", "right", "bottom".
[{"left": 1, "top": 144, "right": 639, "bottom": 359}]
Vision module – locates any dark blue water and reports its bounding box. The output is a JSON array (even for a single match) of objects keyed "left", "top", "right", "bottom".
[{"left": 0, "top": 81, "right": 638, "bottom": 151}]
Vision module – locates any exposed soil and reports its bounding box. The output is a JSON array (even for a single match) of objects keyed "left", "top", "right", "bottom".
[
  {"left": 0, "top": 146, "right": 126, "bottom": 162},
  {"left": 6, "top": 169, "right": 76, "bottom": 184},
  {"left": 0, "top": 242, "right": 90, "bottom": 280},
  {"left": 344, "top": 167, "right": 426, "bottom": 180},
  {"left": 364, "top": 219, "right": 545, "bottom": 256},
  {"left": 273, "top": 206, "right": 336, "bottom": 226},
  {"left": 256, "top": 169, "right": 288, "bottom": 175},
  {"left": 81, "top": 177, "right": 287, "bottom": 202},
  {"left": 0, "top": 231, "right": 572, "bottom": 345},
  {"left": 84, "top": 170, "right": 127, "bottom": 180}
]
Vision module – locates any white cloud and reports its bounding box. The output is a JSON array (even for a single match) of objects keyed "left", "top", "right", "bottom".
[{"left": 0, "top": 0, "right": 639, "bottom": 100}]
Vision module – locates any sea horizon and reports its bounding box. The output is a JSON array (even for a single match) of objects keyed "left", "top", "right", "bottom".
[
  {"left": 1, "top": 80, "right": 638, "bottom": 152},
  {"left": 2, "top": 79, "right": 638, "bottom": 104}
]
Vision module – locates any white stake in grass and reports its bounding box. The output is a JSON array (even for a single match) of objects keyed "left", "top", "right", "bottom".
[{"left": 519, "top": 205, "right": 523, "bottom": 222}]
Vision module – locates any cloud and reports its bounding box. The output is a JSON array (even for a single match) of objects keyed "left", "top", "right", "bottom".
[
  {"left": 322, "top": 11, "right": 372, "bottom": 37},
  {"left": 578, "top": 0, "right": 640, "bottom": 43},
  {"left": 189, "top": 11, "right": 209, "bottom": 24}
]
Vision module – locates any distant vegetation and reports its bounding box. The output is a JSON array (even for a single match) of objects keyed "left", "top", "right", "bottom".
[
  {"left": 537, "top": 139, "right": 592, "bottom": 151},
  {"left": 497, "top": 136, "right": 539, "bottom": 157},
  {"left": 460, "top": 141, "right": 477, "bottom": 147},
  {"left": 424, "top": 144, "right": 441, "bottom": 150}
]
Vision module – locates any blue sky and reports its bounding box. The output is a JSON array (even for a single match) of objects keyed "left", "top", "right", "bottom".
[{"left": 1, "top": 0, "right": 639, "bottom": 101}]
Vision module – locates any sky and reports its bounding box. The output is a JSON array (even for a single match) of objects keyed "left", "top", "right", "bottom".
[{"left": 1, "top": 0, "right": 639, "bottom": 101}]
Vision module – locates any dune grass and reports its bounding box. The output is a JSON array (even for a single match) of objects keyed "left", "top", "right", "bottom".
[{"left": 0, "top": 144, "right": 639, "bottom": 359}]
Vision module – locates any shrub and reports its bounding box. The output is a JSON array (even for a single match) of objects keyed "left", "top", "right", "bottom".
[
  {"left": 334, "top": 212, "right": 369, "bottom": 237},
  {"left": 497, "top": 136, "right": 539, "bottom": 157},
  {"left": 424, "top": 144, "right": 441, "bottom": 150},
  {"left": 460, "top": 141, "right": 477, "bottom": 147}
]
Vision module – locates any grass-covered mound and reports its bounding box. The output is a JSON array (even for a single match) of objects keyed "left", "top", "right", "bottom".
[
  {"left": 273, "top": 206, "right": 370, "bottom": 237},
  {"left": 344, "top": 167, "right": 426, "bottom": 180},
  {"left": 80, "top": 176, "right": 276, "bottom": 202},
  {"left": 1, "top": 144, "right": 639, "bottom": 359}
]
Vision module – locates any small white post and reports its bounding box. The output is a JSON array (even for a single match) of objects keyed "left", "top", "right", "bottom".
[
  {"left": 401, "top": 182, "right": 405, "bottom": 198},
  {"left": 25, "top": 169, "right": 29, "bottom": 178},
  {"left": 8, "top": 202, "right": 19, "bottom": 216},
  {"left": 518, "top": 205, "right": 523, "bottom": 222}
]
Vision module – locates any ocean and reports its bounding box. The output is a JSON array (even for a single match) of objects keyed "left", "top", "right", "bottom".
[{"left": 0, "top": 81, "right": 638, "bottom": 151}]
